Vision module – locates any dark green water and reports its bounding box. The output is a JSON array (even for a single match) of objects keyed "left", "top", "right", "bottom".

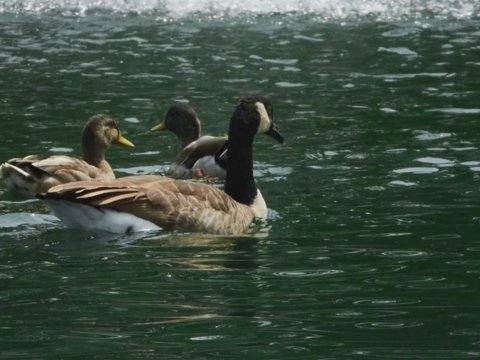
[{"left": 1, "top": 2, "right": 480, "bottom": 358}]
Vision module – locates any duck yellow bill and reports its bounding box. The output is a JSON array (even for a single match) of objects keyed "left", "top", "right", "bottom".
[
  {"left": 150, "top": 121, "right": 167, "bottom": 132},
  {"left": 116, "top": 134, "right": 135, "bottom": 148}
]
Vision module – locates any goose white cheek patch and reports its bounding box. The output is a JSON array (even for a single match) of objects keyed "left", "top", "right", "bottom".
[{"left": 255, "top": 102, "right": 271, "bottom": 134}]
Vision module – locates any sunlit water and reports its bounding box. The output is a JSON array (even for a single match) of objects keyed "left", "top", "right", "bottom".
[{"left": 1, "top": 0, "right": 480, "bottom": 359}]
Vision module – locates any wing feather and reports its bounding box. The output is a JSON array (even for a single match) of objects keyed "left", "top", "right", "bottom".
[
  {"left": 174, "top": 136, "right": 227, "bottom": 166},
  {"left": 2, "top": 155, "right": 116, "bottom": 195}
]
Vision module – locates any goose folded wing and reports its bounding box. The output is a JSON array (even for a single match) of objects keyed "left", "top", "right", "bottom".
[{"left": 45, "top": 175, "right": 254, "bottom": 233}]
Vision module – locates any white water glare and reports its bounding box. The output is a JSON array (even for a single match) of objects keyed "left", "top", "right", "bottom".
[{"left": 0, "top": 0, "right": 479, "bottom": 20}]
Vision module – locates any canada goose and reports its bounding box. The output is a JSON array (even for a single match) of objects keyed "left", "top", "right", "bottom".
[
  {"left": 1, "top": 114, "right": 134, "bottom": 196},
  {"left": 151, "top": 103, "right": 228, "bottom": 178},
  {"left": 39, "top": 95, "right": 284, "bottom": 235}
]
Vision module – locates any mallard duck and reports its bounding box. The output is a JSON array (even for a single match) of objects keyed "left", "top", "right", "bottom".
[
  {"left": 151, "top": 103, "right": 228, "bottom": 178},
  {"left": 39, "top": 95, "right": 284, "bottom": 235},
  {"left": 1, "top": 114, "right": 134, "bottom": 196}
]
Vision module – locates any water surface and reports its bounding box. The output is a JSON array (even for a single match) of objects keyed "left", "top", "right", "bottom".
[{"left": 1, "top": 1, "right": 480, "bottom": 358}]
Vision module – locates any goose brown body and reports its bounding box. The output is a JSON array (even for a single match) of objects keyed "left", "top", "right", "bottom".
[
  {"left": 1, "top": 114, "right": 134, "bottom": 196},
  {"left": 44, "top": 175, "right": 256, "bottom": 234}
]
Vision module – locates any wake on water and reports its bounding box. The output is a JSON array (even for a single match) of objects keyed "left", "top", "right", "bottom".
[{"left": 0, "top": 0, "right": 479, "bottom": 21}]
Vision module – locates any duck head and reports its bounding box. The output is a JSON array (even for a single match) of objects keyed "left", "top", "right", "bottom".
[
  {"left": 151, "top": 103, "right": 201, "bottom": 148},
  {"left": 83, "top": 114, "right": 134, "bottom": 149}
]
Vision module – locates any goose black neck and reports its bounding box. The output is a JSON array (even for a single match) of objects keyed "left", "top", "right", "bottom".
[{"left": 224, "top": 109, "right": 257, "bottom": 205}]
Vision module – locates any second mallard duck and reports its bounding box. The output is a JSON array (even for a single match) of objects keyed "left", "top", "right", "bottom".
[
  {"left": 151, "top": 103, "right": 228, "bottom": 179},
  {"left": 0, "top": 114, "right": 134, "bottom": 196}
]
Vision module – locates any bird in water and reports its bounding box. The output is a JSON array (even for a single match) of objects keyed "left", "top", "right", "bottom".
[
  {"left": 1, "top": 114, "right": 134, "bottom": 196},
  {"left": 151, "top": 103, "right": 228, "bottom": 179},
  {"left": 39, "top": 95, "right": 284, "bottom": 235}
]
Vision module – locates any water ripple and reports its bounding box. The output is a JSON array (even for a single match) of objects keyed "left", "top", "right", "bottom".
[
  {"left": 415, "top": 157, "right": 454, "bottom": 166},
  {"left": 380, "top": 250, "right": 429, "bottom": 258},
  {"left": 427, "top": 108, "right": 480, "bottom": 114},
  {"left": 392, "top": 167, "right": 439, "bottom": 174},
  {"left": 273, "top": 269, "right": 343, "bottom": 277},
  {"left": 355, "top": 321, "right": 423, "bottom": 329},
  {"left": 378, "top": 46, "right": 418, "bottom": 59},
  {"left": 275, "top": 82, "right": 306, "bottom": 88},
  {"left": 353, "top": 298, "right": 421, "bottom": 306},
  {"left": 0, "top": 212, "right": 58, "bottom": 228},
  {"left": 414, "top": 131, "right": 452, "bottom": 141},
  {"left": 388, "top": 180, "right": 418, "bottom": 187}
]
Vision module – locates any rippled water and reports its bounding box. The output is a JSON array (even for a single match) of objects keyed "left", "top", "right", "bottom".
[{"left": 1, "top": 0, "right": 480, "bottom": 358}]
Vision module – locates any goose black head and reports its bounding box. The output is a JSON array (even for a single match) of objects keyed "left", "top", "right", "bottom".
[{"left": 234, "top": 95, "right": 284, "bottom": 143}]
